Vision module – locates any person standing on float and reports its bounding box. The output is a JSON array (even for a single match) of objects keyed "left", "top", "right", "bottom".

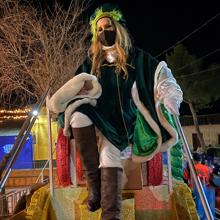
[{"left": 50, "top": 3, "right": 183, "bottom": 220}]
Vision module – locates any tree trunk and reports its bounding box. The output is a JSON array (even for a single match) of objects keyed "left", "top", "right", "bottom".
[{"left": 188, "top": 102, "right": 206, "bottom": 149}]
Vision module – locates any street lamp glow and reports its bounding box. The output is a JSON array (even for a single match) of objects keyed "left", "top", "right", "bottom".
[{"left": 32, "top": 110, "right": 39, "bottom": 116}]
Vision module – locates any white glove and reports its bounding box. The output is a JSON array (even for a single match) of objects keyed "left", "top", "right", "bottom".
[{"left": 163, "top": 97, "right": 181, "bottom": 115}]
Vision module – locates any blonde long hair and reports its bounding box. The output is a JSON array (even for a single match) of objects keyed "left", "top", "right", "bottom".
[{"left": 88, "top": 18, "right": 132, "bottom": 79}]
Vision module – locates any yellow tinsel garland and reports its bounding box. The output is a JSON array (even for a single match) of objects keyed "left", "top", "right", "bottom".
[{"left": 26, "top": 184, "right": 56, "bottom": 220}]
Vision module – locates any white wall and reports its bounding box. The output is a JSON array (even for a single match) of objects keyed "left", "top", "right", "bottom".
[{"left": 182, "top": 124, "right": 220, "bottom": 147}]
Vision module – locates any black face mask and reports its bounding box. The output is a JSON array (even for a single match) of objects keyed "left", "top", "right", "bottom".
[{"left": 98, "top": 30, "right": 116, "bottom": 46}]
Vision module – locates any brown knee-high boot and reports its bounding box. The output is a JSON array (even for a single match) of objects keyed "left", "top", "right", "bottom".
[
  {"left": 72, "top": 125, "right": 101, "bottom": 212},
  {"left": 101, "top": 167, "right": 123, "bottom": 220}
]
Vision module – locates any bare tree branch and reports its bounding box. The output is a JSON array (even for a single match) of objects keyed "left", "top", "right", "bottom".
[{"left": 0, "top": 0, "right": 90, "bottom": 108}]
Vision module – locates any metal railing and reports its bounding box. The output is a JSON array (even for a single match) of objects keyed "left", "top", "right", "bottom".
[
  {"left": 174, "top": 115, "right": 214, "bottom": 220},
  {"left": 35, "top": 148, "right": 56, "bottom": 184},
  {"left": 0, "top": 86, "right": 51, "bottom": 193},
  {"left": 0, "top": 177, "right": 49, "bottom": 216},
  {"left": 0, "top": 131, "right": 56, "bottom": 216},
  {"left": 0, "top": 151, "right": 54, "bottom": 216},
  {"left": 0, "top": 188, "right": 29, "bottom": 215}
]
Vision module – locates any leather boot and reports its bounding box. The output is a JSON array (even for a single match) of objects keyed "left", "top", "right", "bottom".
[
  {"left": 72, "top": 125, "right": 101, "bottom": 212},
  {"left": 101, "top": 167, "right": 123, "bottom": 220}
]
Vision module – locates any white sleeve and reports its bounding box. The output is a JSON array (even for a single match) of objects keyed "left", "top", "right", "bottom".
[
  {"left": 157, "top": 66, "right": 183, "bottom": 103},
  {"left": 156, "top": 65, "right": 183, "bottom": 115}
]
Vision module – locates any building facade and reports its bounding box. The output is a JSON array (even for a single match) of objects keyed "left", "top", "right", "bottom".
[{"left": 180, "top": 114, "right": 220, "bottom": 150}]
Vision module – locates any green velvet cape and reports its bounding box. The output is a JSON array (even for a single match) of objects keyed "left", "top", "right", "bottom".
[{"left": 73, "top": 47, "right": 171, "bottom": 151}]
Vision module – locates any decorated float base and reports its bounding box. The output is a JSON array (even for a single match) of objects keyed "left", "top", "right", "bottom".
[
  {"left": 15, "top": 182, "right": 199, "bottom": 220},
  {"left": 51, "top": 187, "right": 135, "bottom": 220}
]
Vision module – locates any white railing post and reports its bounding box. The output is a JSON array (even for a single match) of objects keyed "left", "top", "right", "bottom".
[
  {"left": 167, "top": 149, "right": 173, "bottom": 193},
  {"left": 40, "top": 172, "right": 44, "bottom": 183},
  {"left": 70, "top": 140, "right": 77, "bottom": 187},
  {"left": 47, "top": 98, "right": 54, "bottom": 196}
]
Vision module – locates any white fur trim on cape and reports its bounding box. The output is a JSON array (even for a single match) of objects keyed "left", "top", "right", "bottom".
[
  {"left": 47, "top": 72, "right": 102, "bottom": 114},
  {"left": 131, "top": 61, "right": 178, "bottom": 162}
]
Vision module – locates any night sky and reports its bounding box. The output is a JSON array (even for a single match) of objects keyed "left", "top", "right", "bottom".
[
  {"left": 33, "top": 0, "right": 220, "bottom": 114},
  {"left": 71, "top": 1, "right": 220, "bottom": 57},
  {"left": 35, "top": 0, "right": 220, "bottom": 58},
  {"left": 91, "top": 1, "right": 220, "bottom": 115}
]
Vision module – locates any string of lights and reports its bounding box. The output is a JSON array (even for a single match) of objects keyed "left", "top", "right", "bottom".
[
  {"left": 0, "top": 108, "right": 31, "bottom": 120},
  {"left": 0, "top": 108, "right": 31, "bottom": 114},
  {"left": 0, "top": 115, "right": 28, "bottom": 120}
]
